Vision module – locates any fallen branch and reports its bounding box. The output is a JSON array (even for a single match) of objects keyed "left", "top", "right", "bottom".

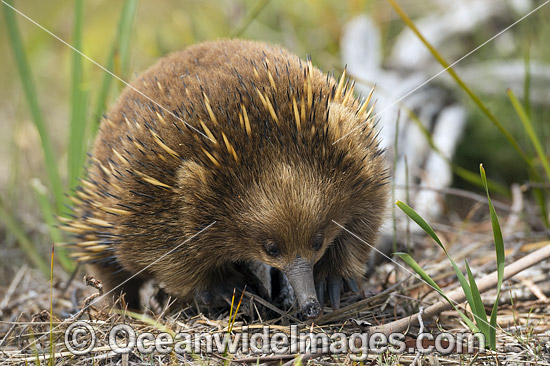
[
  {"left": 233, "top": 354, "right": 296, "bottom": 363},
  {"left": 367, "top": 244, "right": 550, "bottom": 336}
]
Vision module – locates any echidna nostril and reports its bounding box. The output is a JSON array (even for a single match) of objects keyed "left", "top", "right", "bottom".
[{"left": 302, "top": 297, "right": 322, "bottom": 319}]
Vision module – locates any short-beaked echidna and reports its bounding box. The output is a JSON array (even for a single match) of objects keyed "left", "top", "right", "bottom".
[{"left": 63, "top": 39, "right": 388, "bottom": 318}]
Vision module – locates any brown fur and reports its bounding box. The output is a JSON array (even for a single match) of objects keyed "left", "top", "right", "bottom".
[{"left": 64, "top": 39, "right": 389, "bottom": 308}]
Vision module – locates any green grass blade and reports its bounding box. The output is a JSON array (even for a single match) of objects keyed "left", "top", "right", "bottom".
[
  {"left": 507, "top": 89, "right": 550, "bottom": 182},
  {"left": 26, "top": 328, "right": 41, "bottom": 366},
  {"left": 396, "top": 201, "right": 476, "bottom": 318},
  {"left": 49, "top": 244, "right": 54, "bottom": 366},
  {"left": 488, "top": 278, "right": 502, "bottom": 343},
  {"left": 452, "top": 164, "right": 509, "bottom": 197},
  {"left": 529, "top": 171, "right": 549, "bottom": 227},
  {"left": 0, "top": 197, "right": 50, "bottom": 277},
  {"left": 117, "top": 0, "right": 138, "bottom": 82},
  {"left": 396, "top": 201, "right": 443, "bottom": 247},
  {"left": 480, "top": 164, "right": 505, "bottom": 349},
  {"left": 510, "top": 60, "right": 548, "bottom": 226},
  {"left": 386, "top": 0, "right": 531, "bottom": 167},
  {"left": 465, "top": 261, "right": 489, "bottom": 340},
  {"left": 523, "top": 43, "right": 531, "bottom": 119},
  {"left": 117, "top": 309, "right": 175, "bottom": 336},
  {"left": 230, "top": 0, "right": 270, "bottom": 38},
  {"left": 392, "top": 113, "right": 400, "bottom": 253},
  {"left": 67, "top": 0, "right": 88, "bottom": 191},
  {"left": 3, "top": 0, "right": 64, "bottom": 214},
  {"left": 91, "top": 0, "right": 138, "bottom": 133},
  {"left": 31, "top": 179, "right": 75, "bottom": 272},
  {"left": 92, "top": 51, "right": 114, "bottom": 130},
  {"left": 396, "top": 252, "right": 478, "bottom": 332},
  {"left": 479, "top": 168, "right": 506, "bottom": 278}
]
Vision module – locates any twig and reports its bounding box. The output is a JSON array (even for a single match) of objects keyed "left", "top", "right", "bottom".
[
  {"left": 394, "top": 184, "right": 512, "bottom": 212},
  {"left": 520, "top": 181, "right": 550, "bottom": 190},
  {"left": 367, "top": 244, "right": 550, "bottom": 336},
  {"left": 505, "top": 183, "right": 523, "bottom": 235},
  {"left": 0, "top": 265, "right": 28, "bottom": 313},
  {"left": 410, "top": 306, "right": 425, "bottom": 366},
  {"left": 318, "top": 280, "right": 405, "bottom": 325},
  {"left": 233, "top": 354, "right": 297, "bottom": 363},
  {"left": 71, "top": 275, "right": 103, "bottom": 320},
  {"left": 282, "top": 351, "right": 325, "bottom": 366},
  {"left": 242, "top": 292, "right": 302, "bottom": 323},
  {"left": 516, "top": 276, "right": 548, "bottom": 301},
  {"left": 0, "top": 313, "right": 23, "bottom": 352},
  {"left": 61, "top": 262, "right": 81, "bottom": 295}
]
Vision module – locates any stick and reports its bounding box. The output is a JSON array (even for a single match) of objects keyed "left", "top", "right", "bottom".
[{"left": 367, "top": 244, "right": 550, "bottom": 336}]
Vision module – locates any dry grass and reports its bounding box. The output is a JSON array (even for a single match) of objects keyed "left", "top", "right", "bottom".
[{"left": 1, "top": 200, "right": 550, "bottom": 364}]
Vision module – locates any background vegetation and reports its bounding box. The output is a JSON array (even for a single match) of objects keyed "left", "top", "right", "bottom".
[
  {"left": 1, "top": 0, "right": 549, "bottom": 363},
  {"left": 1, "top": 0, "right": 548, "bottom": 284}
]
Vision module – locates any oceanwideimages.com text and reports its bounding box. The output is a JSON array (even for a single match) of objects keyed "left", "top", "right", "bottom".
[{"left": 65, "top": 322, "right": 485, "bottom": 359}]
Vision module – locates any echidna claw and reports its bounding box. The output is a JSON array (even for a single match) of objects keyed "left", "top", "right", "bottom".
[
  {"left": 316, "top": 275, "right": 359, "bottom": 310},
  {"left": 328, "top": 276, "right": 343, "bottom": 310},
  {"left": 315, "top": 278, "right": 326, "bottom": 308},
  {"left": 345, "top": 277, "right": 360, "bottom": 294},
  {"left": 198, "top": 291, "right": 213, "bottom": 305}
]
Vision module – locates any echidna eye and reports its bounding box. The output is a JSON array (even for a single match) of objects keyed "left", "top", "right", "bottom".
[
  {"left": 312, "top": 232, "right": 324, "bottom": 251},
  {"left": 264, "top": 240, "right": 281, "bottom": 257}
]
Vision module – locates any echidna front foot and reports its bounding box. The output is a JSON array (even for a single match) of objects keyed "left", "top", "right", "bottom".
[
  {"left": 315, "top": 275, "right": 343, "bottom": 310},
  {"left": 195, "top": 277, "right": 258, "bottom": 318},
  {"left": 196, "top": 280, "right": 246, "bottom": 309},
  {"left": 196, "top": 262, "right": 272, "bottom": 310},
  {"left": 315, "top": 274, "right": 362, "bottom": 311},
  {"left": 86, "top": 263, "right": 145, "bottom": 310}
]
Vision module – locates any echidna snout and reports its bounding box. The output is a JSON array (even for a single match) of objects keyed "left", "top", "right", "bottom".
[{"left": 284, "top": 256, "right": 321, "bottom": 319}]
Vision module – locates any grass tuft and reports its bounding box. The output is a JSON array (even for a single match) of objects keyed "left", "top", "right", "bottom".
[
  {"left": 2, "top": 0, "right": 138, "bottom": 272},
  {"left": 31, "top": 179, "right": 73, "bottom": 271},
  {"left": 386, "top": 0, "right": 531, "bottom": 167},
  {"left": 224, "top": 288, "right": 245, "bottom": 362},
  {"left": 2, "top": 0, "right": 64, "bottom": 214},
  {"left": 229, "top": 0, "right": 270, "bottom": 38},
  {"left": 396, "top": 165, "right": 507, "bottom": 350},
  {"left": 0, "top": 196, "right": 49, "bottom": 277},
  {"left": 400, "top": 102, "right": 509, "bottom": 196},
  {"left": 395, "top": 201, "right": 478, "bottom": 332},
  {"left": 507, "top": 89, "right": 550, "bottom": 183},
  {"left": 67, "top": 0, "right": 88, "bottom": 191},
  {"left": 480, "top": 164, "right": 505, "bottom": 348},
  {"left": 91, "top": 0, "right": 138, "bottom": 133}
]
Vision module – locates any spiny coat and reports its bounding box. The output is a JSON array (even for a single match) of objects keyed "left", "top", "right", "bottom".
[{"left": 63, "top": 39, "right": 388, "bottom": 317}]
